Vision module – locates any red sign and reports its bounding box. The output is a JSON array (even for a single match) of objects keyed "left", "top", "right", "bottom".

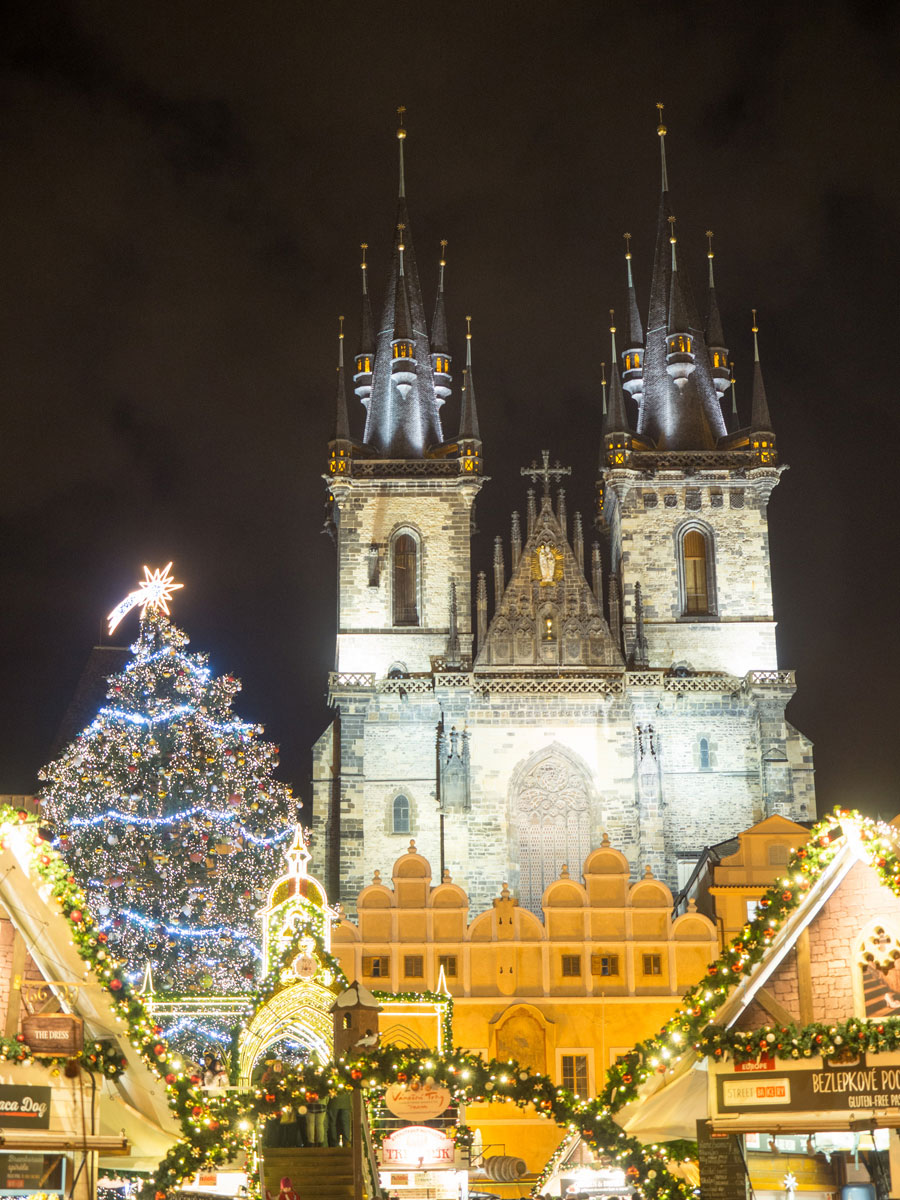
[
  {"left": 381, "top": 1126, "right": 455, "bottom": 1168},
  {"left": 734, "top": 1055, "right": 775, "bottom": 1073}
]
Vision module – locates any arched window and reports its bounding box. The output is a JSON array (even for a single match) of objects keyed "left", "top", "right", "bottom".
[
  {"left": 392, "top": 795, "right": 410, "bottom": 834},
  {"left": 392, "top": 533, "right": 419, "bottom": 626},
  {"left": 682, "top": 528, "right": 711, "bottom": 614},
  {"left": 699, "top": 737, "right": 711, "bottom": 770}
]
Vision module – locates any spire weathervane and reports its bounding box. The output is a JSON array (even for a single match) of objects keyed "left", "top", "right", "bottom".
[
  {"left": 656, "top": 101, "right": 669, "bottom": 192},
  {"left": 360, "top": 242, "right": 368, "bottom": 295},
  {"left": 439, "top": 239, "right": 448, "bottom": 291},
  {"left": 397, "top": 105, "right": 407, "bottom": 198},
  {"left": 108, "top": 563, "right": 183, "bottom": 635},
  {"left": 521, "top": 450, "right": 572, "bottom": 498}
]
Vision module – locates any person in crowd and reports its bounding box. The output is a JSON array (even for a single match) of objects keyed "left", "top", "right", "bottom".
[
  {"left": 302, "top": 1090, "right": 327, "bottom": 1146},
  {"left": 327, "top": 1087, "right": 352, "bottom": 1146}
]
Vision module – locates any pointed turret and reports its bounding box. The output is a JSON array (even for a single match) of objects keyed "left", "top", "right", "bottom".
[
  {"left": 431, "top": 240, "right": 452, "bottom": 408},
  {"left": 354, "top": 244, "right": 375, "bottom": 408},
  {"left": 457, "top": 315, "right": 482, "bottom": 475},
  {"left": 622, "top": 233, "right": 645, "bottom": 406},
  {"left": 602, "top": 311, "right": 632, "bottom": 468},
  {"left": 334, "top": 316, "right": 350, "bottom": 441},
  {"left": 665, "top": 217, "right": 696, "bottom": 390},
  {"left": 704, "top": 231, "right": 731, "bottom": 402},
  {"left": 362, "top": 109, "right": 444, "bottom": 458},
  {"left": 750, "top": 310, "right": 777, "bottom": 465},
  {"left": 633, "top": 104, "right": 726, "bottom": 449},
  {"left": 329, "top": 316, "right": 353, "bottom": 477}
]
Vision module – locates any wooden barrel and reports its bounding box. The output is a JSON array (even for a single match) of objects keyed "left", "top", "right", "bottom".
[{"left": 483, "top": 1155, "right": 527, "bottom": 1181}]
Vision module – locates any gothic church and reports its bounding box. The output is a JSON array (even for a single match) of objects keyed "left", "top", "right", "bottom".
[{"left": 312, "top": 114, "right": 815, "bottom": 916}]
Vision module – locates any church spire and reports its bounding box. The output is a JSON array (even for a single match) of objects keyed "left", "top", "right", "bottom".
[
  {"left": 334, "top": 315, "right": 350, "bottom": 440},
  {"left": 354, "top": 243, "right": 375, "bottom": 408},
  {"left": 622, "top": 233, "right": 645, "bottom": 407},
  {"left": 457, "top": 315, "right": 483, "bottom": 474},
  {"left": 602, "top": 311, "right": 631, "bottom": 468},
  {"left": 328, "top": 315, "right": 353, "bottom": 477},
  {"left": 635, "top": 105, "right": 726, "bottom": 450},
  {"left": 361, "top": 109, "right": 444, "bottom": 458},
  {"left": 431, "top": 240, "right": 452, "bottom": 408},
  {"left": 704, "top": 230, "right": 732, "bottom": 407},
  {"left": 665, "top": 216, "right": 696, "bottom": 390},
  {"left": 750, "top": 310, "right": 777, "bottom": 465}
]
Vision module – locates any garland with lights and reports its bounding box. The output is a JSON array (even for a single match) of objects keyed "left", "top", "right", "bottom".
[
  {"left": 38, "top": 609, "right": 295, "bottom": 1009},
  {"left": 156, "top": 810, "right": 900, "bottom": 1200}
]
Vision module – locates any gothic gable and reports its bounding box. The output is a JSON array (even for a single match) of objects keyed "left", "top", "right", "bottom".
[{"left": 476, "top": 499, "right": 622, "bottom": 669}]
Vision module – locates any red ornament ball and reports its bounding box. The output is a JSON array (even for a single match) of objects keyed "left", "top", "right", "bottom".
[
  {"left": 70, "top": 910, "right": 83, "bottom": 924},
  {"left": 109, "top": 979, "right": 122, "bottom": 991},
  {"left": 153, "top": 1043, "right": 165, "bottom": 1056},
  {"left": 165, "top": 1073, "right": 176, "bottom": 1084},
  {"left": 350, "top": 1069, "right": 363, "bottom": 1081},
  {"left": 191, "top": 1105, "right": 204, "bottom": 1118}
]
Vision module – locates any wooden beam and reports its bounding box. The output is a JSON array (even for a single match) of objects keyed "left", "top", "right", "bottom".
[
  {"left": 3, "top": 931, "right": 27, "bottom": 1038},
  {"left": 797, "top": 928, "right": 814, "bottom": 1025},
  {"left": 755, "top": 986, "right": 798, "bottom": 1028}
]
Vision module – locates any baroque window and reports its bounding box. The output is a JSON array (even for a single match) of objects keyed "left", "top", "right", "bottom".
[{"left": 392, "top": 531, "right": 419, "bottom": 626}]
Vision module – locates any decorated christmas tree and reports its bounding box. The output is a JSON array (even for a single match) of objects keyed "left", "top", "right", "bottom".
[{"left": 38, "top": 565, "right": 295, "bottom": 1000}]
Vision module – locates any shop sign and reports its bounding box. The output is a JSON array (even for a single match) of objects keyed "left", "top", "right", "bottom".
[
  {"left": 381, "top": 1126, "right": 455, "bottom": 1168},
  {"left": 715, "top": 1053, "right": 900, "bottom": 1115},
  {"left": 696, "top": 1121, "right": 750, "bottom": 1200},
  {"left": 21, "top": 1014, "right": 84, "bottom": 1056},
  {"left": 384, "top": 1080, "right": 451, "bottom": 1120},
  {"left": 0, "top": 1152, "right": 64, "bottom": 1193},
  {"left": 0, "top": 1086, "right": 51, "bottom": 1129}
]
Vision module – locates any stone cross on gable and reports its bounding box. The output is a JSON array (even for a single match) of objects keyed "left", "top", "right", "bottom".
[{"left": 520, "top": 450, "right": 571, "bottom": 498}]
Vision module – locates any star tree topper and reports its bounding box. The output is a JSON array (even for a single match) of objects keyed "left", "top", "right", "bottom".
[{"left": 108, "top": 562, "right": 184, "bottom": 634}]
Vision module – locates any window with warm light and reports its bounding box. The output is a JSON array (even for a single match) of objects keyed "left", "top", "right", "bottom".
[
  {"left": 561, "top": 1054, "right": 588, "bottom": 1094},
  {"left": 683, "top": 529, "right": 710, "bottom": 614}
]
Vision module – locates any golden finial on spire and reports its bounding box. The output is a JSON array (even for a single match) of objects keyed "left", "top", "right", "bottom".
[
  {"left": 751, "top": 307, "right": 759, "bottom": 333},
  {"left": 624, "top": 232, "right": 632, "bottom": 260},
  {"left": 706, "top": 230, "right": 714, "bottom": 259},
  {"left": 440, "top": 238, "right": 448, "bottom": 267},
  {"left": 397, "top": 222, "right": 406, "bottom": 252},
  {"left": 339, "top": 315, "right": 344, "bottom": 338},
  {"left": 360, "top": 242, "right": 368, "bottom": 270},
  {"left": 609, "top": 308, "right": 616, "bottom": 334},
  {"left": 396, "top": 105, "right": 407, "bottom": 139},
  {"left": 656, "top": 101, "right": 666, "bottom": 137},
  {"left": 466, "top": 314, "right": 472, "bottom": 340},
  {"left": 668, "top": 214, "right": 677, "bottom": 244},
  {"left": 601, "top": 361, "right": 607, "bottom": 387}
]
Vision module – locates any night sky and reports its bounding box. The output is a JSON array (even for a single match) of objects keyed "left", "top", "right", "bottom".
[{"left": 3, "top": 2, "right": 899, "bottom": 822}]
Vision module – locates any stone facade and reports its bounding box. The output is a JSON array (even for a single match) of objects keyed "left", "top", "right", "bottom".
[{"left": 313, "top": 128, "right": 817, "bottom": 920}]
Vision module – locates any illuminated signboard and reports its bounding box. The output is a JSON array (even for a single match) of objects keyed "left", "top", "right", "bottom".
[{"left": 381, "top": 1126, "right": 455, "bottom": 1169}]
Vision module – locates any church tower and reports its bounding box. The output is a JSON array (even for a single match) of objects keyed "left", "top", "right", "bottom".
[
  {"left": 598, "top": 106, "right": 781, "bottom": 679},
  {"left": 316, "top": 113, "right": 485, "bottom": 903},
  {"left": 314, "top": 112, "right": 814, "bottom": 918},
  {"left": 326, "top": 110, "right": 485, "bottom": 680}
]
